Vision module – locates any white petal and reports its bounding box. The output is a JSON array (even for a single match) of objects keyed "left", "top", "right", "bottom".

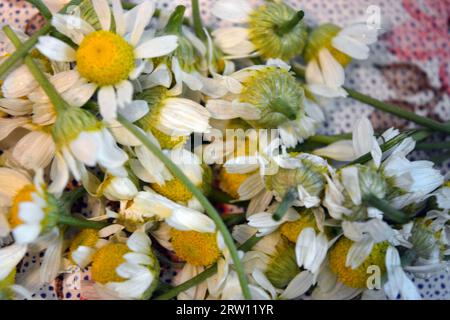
[
  {"left": 129, "top": 0, "right": 155, "bottom": 46},
  {"left": 0, "top": 117, "right": 29, "bottom": 141},
  {"left": 332, "top": 34, "right": 370, "bottom": 60},
  {"left": 280, "top": 271, "right": 314, "bottom": 300},
  {"left": 134, "top": 35, "right": 178, "bottom": 59},
  {"left": 212, "top": 0, "right": 252, "bottom": 23},
  {"left": 206, "top": 99, "right": 239, "bottom": 119},
  {"left": 70, "top": 131, "right": 99, "bottom": 166},
  {"left": 2, "top": 65, "right": 38, "bottom": 98},
  {"left": 36, "top": 36, "right": 76, "bottom": 62},
  {"left": 92, "top": 0, "right": 111, "bottom": 31},
  {"left": 117, "top": 100, "right": 148, "bottom": 122},
  {"left": 13, "top": 131, "right": 55, "bottom": 170},
  {"left": 98, "top": 86, "right": 117, "bottom": 122},
  {"left": 127, "top": 231, "right": 151, "bottom": 254},
  {"left": 313, "top": 140, "right": 356, "bottom": 161},
  {"left": 115, "top": 80, "right": 133, "bottom": 109},
  {"left": 0, "top": 244, "right": 27, "bottom": 280},
  {"left": 62, "top": 82, "right": 97, "bottom": 107},
  {"left": 111, "top": 0, "right": 126, "bottom": 36},
  {"left": 341, "top": 166, "right": 362, "bottom": 205},
  {"left": 318, "top": 48, "right": 345, "bottom": 88}
]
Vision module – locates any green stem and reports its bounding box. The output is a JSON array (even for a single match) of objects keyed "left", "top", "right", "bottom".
[
  {"left": 349, "top": 129, "right": 430, "bottom": 165},
  {"left": 272, "top": 98, "right": 297, "bottom": 120},
  {"left": 191, "top": 0, "right": 206, "bottom": 40},
  {"left": 345, "top": 88, "right": 450, "bottom": 134},
  {"left": 291, "top": 62, "right": 450, "bottom": 134},
  {"left": 308, "top": 133, "right": 352, "bottom": 145},
  {"left": 26, "top": 0, "right": 52, "bottom": 20},
  {"left": 415, "top": 141, "right": 450, "bottom": 150},
  {"left": 276, "top": 10, "right": 304, "bottom": 35},
  {"left": 363, "top": 194, "right": 410, "bottom": 224},
  {"left": 117, "top": 115, "right": 252, "bottom": 300},
  {"left": 272, "top": 188, "right": 298, "bottom": 221},
  {"left": 154, "top": 235, "right": 261, "bottom": 300},
  {"left": 163, "top": 5, "right": 186, "bottom": 35},
  {"left": 0, "top": 0, "right": 82, "bottom": 78},
  {"left": 57, "top": 214, "right": 109, "bottom": 230},
  {"left": 3, "top": 26, "right": 68, "bottom": 114}
]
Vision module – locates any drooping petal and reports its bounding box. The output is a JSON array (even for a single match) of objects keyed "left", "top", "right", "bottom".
[
  {"left": 134, "top": 35, "right": 178, "bottom": 59},
  {"left": 36, "top": 36, "right": 76, "bottom": 62}
]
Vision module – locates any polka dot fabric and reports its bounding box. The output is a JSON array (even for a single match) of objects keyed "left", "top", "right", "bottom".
[{"left": 1, "top": 0, "right": 449, "bottom": 300}]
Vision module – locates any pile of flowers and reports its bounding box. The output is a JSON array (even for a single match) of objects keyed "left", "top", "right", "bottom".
[{"left": 0, "top": 0, "right": 449, "bottom": 300}]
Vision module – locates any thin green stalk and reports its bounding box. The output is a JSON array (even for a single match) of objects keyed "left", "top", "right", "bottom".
[
  {"left": 275, "top": 10, "right": 304, "bottom": 35},
  {"left": 308, "top": 133, "right": 352, "bottom": 145},
  {"left": 57, "top": 214, "right": 109, "bottom": 229},
  {"left": 291, "top": 62, "right": 450, "bottom": 134},
  {"left": 117, "top": 115, "right": 252, "bottom": 300},
  {"left": 191, "top": 0, "right": 206, "bottom": 40},
  {"left": 26, "top": 0, "right": 52, "bottom": 20},
  {"left": 154, "top": 235, "right": 261, "bottom": 300},
  {"left": 415, "top": 141, "right": 450, "bottom": 150},
  {"left": 272, "top": 188, "right": 297, "bottom": 221},
  {"left": 3, "top": 26, "right": 69, "bottom": 114},
  {"left": 349, "top": 129, "right": 430, "bottom": 165},
  {"left": 345, "top": 88, "right": 450, "bottom": 134},
  {"left": 0, "top": 0, "right": 82, "bottom": 78},
  {"left": 363, "top": 194, "right": 410, "bottom": 224}
]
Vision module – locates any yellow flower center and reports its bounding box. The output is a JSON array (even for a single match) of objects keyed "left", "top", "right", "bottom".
[
  {"left": 91, "top": 243, "right": 130, "bottom": 284},
  {"left": 171, "top": 229, "right": 221, "bottom": 266},
  {"left": 76, "top": 31, "right": 135, "bottom": 86},
  {"left": 218, "top": 168, "right": 253, "bottom": 199},
  {"left": 280, "top": 213, "right": 319, "bottom": 243},
  {"left": 150, "top": 177, "right": 194, "bottom": 203},
  {"left": 69, "top": 229, "right": 99, "bottom": 263},
  {"left": 328, "top": 237, "right": 388, "bottom": 289},
  {"left": 8, "top": 184, "right": 36, "bottom": 228}
]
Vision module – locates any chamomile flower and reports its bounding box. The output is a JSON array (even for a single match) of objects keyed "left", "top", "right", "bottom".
[
  {"left": 96, "top": 174, "right": 138, "bottom": 201},
  {"left": 36, "top": 0, "right": 179, "bottom": 122},
  {"left": 224, "top": 151, "right": 332, "bottom": 216},
  {"left": 247, "top": 206, "right": 330, "bottom": 276},
  {"left": 314, "top": 236, "right": 420, "bottom": 300},
  {"left": 235, "top": 229, "right": 315, "bottom": 300},
  {"left": 148, "top": 150, "right": 211, "bottom": 211},
  {"left": 206, "top": 62, "right": 324, "bottom": 147},
  {"left": 212, "top": 0, "right": 308, "bottom": 60},
  {"left": 50, "top": 107, "right": 128, "bottom": 194},
  {"left": 323, "top": 145, "right": 443, "bottom": 221},
  {"left": 304, "top": 22, "right": 378, "bottom": 97},
  {"left": 134, "top": 86, "right": 211, "bottom": 147},
  {"left": 153, "top": 222, "right": 232, "bottom": 300},
  {"left": 89, "top": 231, "right": 160, "bottom": 300},
  {"left": 0, "top": 168, "right": 57, "bottom": 244}
]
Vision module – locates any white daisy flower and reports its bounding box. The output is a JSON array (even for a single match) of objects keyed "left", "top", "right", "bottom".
[
  {"left": 304, "top": 22, "right": 378, "bottom": 97},
  {"left": 235, "top": 230, "right": 315, "bottom": 300},
  {"left": 50, "top": 107, "right": 128, "bottom": 194},
  {"left": 0, "top": 68, "right": 98, "bottom": 170},
  {"left": 89, "top": 231, "right": 160, "bottom": 300},
  {"left": 97, "top": 174, "right": 138, "bottom": 201},
  {"left": 36, "top": 0, "right": 179, "bottom": 122},
  {"left": 211, "top": 0, "right": 308, "bottom": 61},
  {"left": 206, "top": 62, "right": 324, "bottom": 148},
  {"left": 154, "top": 222, "right": 232, "bottom": 300}
]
